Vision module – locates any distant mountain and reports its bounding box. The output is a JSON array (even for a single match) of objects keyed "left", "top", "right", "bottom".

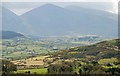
[
  {"left": 21, "top": 4, "right": 117, "bottom": 37},
  {"left": 2, "top": 4, "right": 117, "bottom": 37},
  {"left": 1, "top": 7, "right": 29, "bottom": 34},
  {"left": 0, "top": 31, "right": 24, "bottom": 39},
  {"left": 65, "top": 5, "right": 117, "bottom": 21}
]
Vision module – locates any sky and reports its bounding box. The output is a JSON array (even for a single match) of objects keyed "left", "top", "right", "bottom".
[{"left": 1, "top": 0, "right": 119, "bottom": 15}]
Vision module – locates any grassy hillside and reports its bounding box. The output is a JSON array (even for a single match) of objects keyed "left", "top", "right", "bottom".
[
  {"left": 45, "top": 39, "right": 120, "bottom": 74},
  {"left": 60, "top": 39, "right": 120, "bottom": 59}
]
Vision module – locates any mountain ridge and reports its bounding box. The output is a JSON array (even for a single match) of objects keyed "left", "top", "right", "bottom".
[
  {"left": 2, "top": 4, "right": 118, "bottom": 37},
  {"left": 21, "top": 4, "right": 117, "bottom": 37}
]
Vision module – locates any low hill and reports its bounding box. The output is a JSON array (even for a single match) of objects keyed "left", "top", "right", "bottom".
[
  {"left": 45, "top": 39, "right": 120, "bottom": 74},
  {"left": 0, "top": 31, "right": 24, "bottom": 39},
  {"left": 51, "top": 39, "right": 120, "bottom": 60},
  {"left": 69, "top": 39, "right": 120, "bottom": 59}
]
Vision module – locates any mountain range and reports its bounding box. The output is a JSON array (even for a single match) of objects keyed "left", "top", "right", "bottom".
[{"left": 1, "top": 4, "right": 118, "bottom": 37}]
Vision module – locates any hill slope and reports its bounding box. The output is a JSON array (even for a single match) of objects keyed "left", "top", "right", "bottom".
[
  {"left": 0, "top": 31, "right": 24, "bottom": 39},
  {"left": 52, "top": 39, "right": 120, "bottom": 60}
]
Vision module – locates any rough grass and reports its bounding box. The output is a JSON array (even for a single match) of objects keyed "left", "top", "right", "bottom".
[
  {"left": 98, "top": 58, "right": 118, "bottom": 65},
  {"left": 12, "top": 56, "right": 49, "bottom": 66}
]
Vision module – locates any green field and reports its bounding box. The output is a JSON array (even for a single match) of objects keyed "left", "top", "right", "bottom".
[{"left": 17, "top": 68, "right": 48, "bottom": 74}]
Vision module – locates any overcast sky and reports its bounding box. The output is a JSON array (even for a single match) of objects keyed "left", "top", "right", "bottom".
[{"left": 1, "top": 0, "right": 119, "bottom": 15}]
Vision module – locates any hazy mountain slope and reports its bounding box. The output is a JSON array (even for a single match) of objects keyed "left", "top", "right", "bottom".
[
  {"left": 2, "top": 7, "right": 28, "bottom": 34},
  {"left": 0, "top": 31, "right": 24, "bottom": 39},
  {"left": 21, "top": 4, "right": 117, "bottom": 37},
  {"left": 65, "top": 5, "right": 117, "bottom": 21}
]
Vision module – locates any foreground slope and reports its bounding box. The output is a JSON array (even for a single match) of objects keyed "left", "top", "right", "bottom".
[{"left": 51, "top": 39, "right": 120, "bottom": 60}]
